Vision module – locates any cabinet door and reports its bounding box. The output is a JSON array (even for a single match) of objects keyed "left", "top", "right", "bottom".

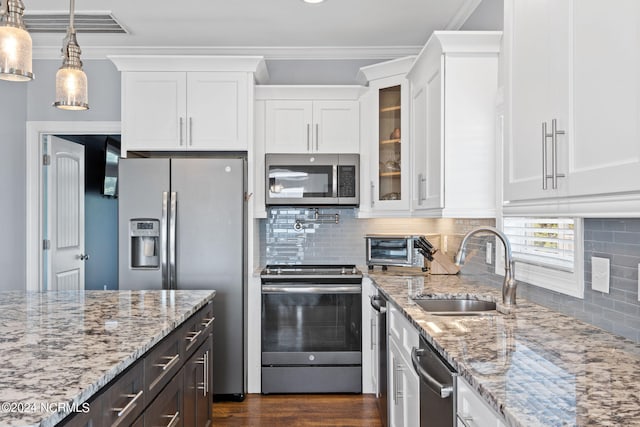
[
  {"left": 265, "top": 100, "right": 313, "bottom": 153},
  {"left": 183, "top": 336, "right": 212, "bottom": 427},
  {"left": 569, "top": 0, "right": 640, "bottom": 197},
  {"left": 412, "top": 66, "right": 443, "bottom": 211},
  {"left": 388, "top": 341, "right": 404, "bottom": 427},
  {"left": 313, "top": 100, "right": 359, "bottom": 153},
  {"left": 144, "top": 372, "right": 182, "bottom": 427},
  {"left": 122, "top": 72, "right": 187, "bottom": 152},
  {"left": 369, "top": 78, "right": 410, "bottom": 212},
  {"left": 187, "top": 72, "right": 249, "bottom": 151},
  {"left": 504, "top": 0, "right": 571, "bottom": 202}
]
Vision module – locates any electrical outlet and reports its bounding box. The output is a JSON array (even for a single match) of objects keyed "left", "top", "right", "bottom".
[
  {"left": 443, "top": 235, "right": 448, "bottom": 253},
  {"left": 486, "top": 242, "right": 493, "bottom": 264},
  {"left": 591, "top": 256, "right": 610, "bottom": 294}
]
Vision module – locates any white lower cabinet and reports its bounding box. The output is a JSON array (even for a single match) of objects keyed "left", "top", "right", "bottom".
[
  {"left": 388, "top": 305, "right": 419, "bottom": 427},
  {"left": 457, "top": 377, "right": 506, "bottom": 427}
]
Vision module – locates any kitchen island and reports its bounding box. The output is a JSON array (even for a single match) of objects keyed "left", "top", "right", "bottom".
[
  {"left": 0, "top": 289, "right": 215, "bottom": 427},
  {"left": 370, "top": 270, "right": 640, "bottom": 426}
]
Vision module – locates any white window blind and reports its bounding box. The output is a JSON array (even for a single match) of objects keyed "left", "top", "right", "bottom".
[{"left": 503, "top": 217, "right": 575, "bottom": 272}]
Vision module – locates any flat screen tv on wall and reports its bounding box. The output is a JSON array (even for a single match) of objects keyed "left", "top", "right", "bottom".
[{"left": 102, "top": 137, "right": 120, "bottom": 197}]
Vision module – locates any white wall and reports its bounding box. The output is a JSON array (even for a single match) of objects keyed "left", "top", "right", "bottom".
[
  {"left": 0, "top": 59, "right": 121, "bottom": 290},
  {"left": 0, "top": 80, "right": 27, "bottom": 289}
]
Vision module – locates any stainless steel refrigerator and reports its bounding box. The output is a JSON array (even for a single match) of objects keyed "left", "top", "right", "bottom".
[{"left": 118, "top": 157, "right": 246, "bottom": 399}]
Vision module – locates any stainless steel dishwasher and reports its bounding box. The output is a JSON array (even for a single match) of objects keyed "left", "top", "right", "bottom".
[{"left": 411, "top": 335, "right": 457, "bottom": 426}]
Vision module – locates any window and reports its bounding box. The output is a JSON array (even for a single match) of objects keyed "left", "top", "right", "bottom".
[{"left": 501, "top": 217, "right": 584, "bottom": 299}]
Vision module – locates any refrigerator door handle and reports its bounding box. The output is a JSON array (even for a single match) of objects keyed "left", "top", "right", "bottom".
[
  {"left": 169, "top": 191, "right": 177, "bottom": 289},
  {"left": 161, "top": 191, "right": 169, "bottom": 290}
]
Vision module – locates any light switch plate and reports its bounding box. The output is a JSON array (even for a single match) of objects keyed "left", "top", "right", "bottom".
[{"left": 591, "top": 256, "right": 610, "bottom": 294}]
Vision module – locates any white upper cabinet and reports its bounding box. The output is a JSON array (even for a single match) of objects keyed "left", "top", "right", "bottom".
[
  {"left": 504, "top": 0, "right": 640, "bottom": 215},
  {"left": 263, "top": 88, "right": 360, "bottom": 154},
  {"left": 504, "top": 0, "right": 572, "bottom": 203},
  {"left": 110, "top": 56, "right": 266, "bottom": 155},
  {"left": 408, "top": 32, "right": 501, "bottom": 218},
  {"left": 357, "top": 57, "right": 414, "bottom": 216}
]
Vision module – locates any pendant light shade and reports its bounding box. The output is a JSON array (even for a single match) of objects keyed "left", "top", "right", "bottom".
[
  {"left": 54, "top": 0, "right": 88, "bottom": 110},
  {"left": 0, "top": 0, "right": 34, "bottom": 82}
]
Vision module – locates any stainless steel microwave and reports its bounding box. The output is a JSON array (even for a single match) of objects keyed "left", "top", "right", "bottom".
[{"left": 265, "top": 153, "right": 359, "bottom": 206}]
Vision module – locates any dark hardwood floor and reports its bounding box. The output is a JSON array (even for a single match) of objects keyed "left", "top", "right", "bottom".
[{"left": 213, "top": 394, "right": 383, "bottom": 426}]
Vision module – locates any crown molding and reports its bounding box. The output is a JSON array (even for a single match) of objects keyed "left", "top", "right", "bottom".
[{"left": 32, "top": 45, "right": 423, "bottom": 61}]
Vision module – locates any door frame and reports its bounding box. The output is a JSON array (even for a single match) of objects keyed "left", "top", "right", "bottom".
[{"left": 26, "top": 121, "right": 121, "bottom": 291}]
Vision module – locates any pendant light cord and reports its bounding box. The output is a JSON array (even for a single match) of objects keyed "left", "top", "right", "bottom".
[{"left": 69, "top": 0, "right": 75, "bottom": 31}]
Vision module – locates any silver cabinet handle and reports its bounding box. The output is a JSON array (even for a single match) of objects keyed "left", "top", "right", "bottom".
[
  {"left": 392, "top": 356, "right": 398, "bottom": 405},
  {"left": 153, "top": 353, "right": 180, "bottom": 371},
  {"left": 204, "top": 350, "right": 209, "bottom": 395},
  {"left": 185, "top": 329, "right": 202, "bottom": 343},
  {"left": 189, "top": 117, "right": 193, "bottom": 146},
  {"left": 162, "top": 411, "right": 180, "bottom": 427},
  {"left": 418, "top": 173, "right": 426, "bottom": 205},
  {"left": 201, "top": 317, "right": 215, "bottom": 329},
  {"left": 542, "top": 119, "right": 566, "bottom": 190},
  {"left": 370, "top": 181, "right": 375, "bottom": 207},
  {"left": 179, "top": 117, "right": 184, "bottom": 146},
  {"left": 370, "top": 318, "right": 375, "bottom": 350},
  {"left": 315, "top": 123, "right": 319, "bottom": 151},
  {"left": 307, "top": 124, "right": 311, "bottom": 151},
  {"left": 112, "top": 390, "right": 143, "bottom": 418},
  {"left": 551, "top": 118, "right": 566, "bottom": 189},
  {"left": 542, "top": 121, "right": 549, "bottom": 190},
  {"left": 394, "top": 362, "right": 403, "bottom": 401}
]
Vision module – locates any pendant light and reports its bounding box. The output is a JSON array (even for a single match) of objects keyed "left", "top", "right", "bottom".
[
  {"left": 54, "top": 0, "right": 88, "bottom": 110},
  {"left": 0, "top": 0, "right": 34, "bottom": 81}
]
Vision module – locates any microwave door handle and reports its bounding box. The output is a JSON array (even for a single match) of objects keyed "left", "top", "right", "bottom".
[{"left": 333, "top": 165, "right": 338, "bottom": 198}]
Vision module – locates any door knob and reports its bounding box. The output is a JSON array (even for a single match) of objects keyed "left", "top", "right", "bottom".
[{"left": 79, "top": 254, "right": 90, "bottom": 261}]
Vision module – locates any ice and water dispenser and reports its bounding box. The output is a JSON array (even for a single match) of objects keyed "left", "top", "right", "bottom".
[{"left": 129, "top": 219, "right": 160, "bottom": 269}]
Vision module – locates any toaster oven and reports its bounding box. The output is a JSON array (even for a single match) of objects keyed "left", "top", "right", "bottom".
[{"left": 365, "top": 235, "right": 434, "bottom": 270}]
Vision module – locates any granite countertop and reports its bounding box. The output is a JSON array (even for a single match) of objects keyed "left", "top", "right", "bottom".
[
  {"left": 0, "top": 290, "right": 216, "bottom": 427},
  {"left": 369, "top": 270, "right": 640, "bottom": 427}
]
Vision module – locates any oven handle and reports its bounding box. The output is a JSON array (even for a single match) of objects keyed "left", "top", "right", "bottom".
[
  {"left": 261, "top": 285, "right": 361, "bottom": 294},
  {"left": 411, "top": 347, "right": 453, "bottom": 399}
]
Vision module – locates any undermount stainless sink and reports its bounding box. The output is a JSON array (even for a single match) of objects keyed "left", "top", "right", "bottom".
[{"left": 412, "top": 298, "right": 497, "bottom": 316}]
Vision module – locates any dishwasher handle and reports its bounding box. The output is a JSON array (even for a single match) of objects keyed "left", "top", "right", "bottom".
[
  {"left": 411, "top": 347, "right": 453, "bottom": 399},
  {"left": 369, "top": 295, "right": 387, "bottom": 313}
]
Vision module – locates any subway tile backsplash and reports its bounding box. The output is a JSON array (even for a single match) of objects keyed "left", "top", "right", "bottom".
[
  {"left": 260, "top": 212, "right": 640, "bottom": 343},
  {"left": 259, "top": 207, "right": 494, "bottom": 265}
]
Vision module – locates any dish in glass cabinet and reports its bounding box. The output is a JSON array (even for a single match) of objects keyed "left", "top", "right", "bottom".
[{"left": 381, "top": 192, "right": 401, "bottom": 200}]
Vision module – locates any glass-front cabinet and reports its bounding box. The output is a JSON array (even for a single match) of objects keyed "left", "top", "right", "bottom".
[
  {"left": 378, "top": 85, "right": 403, "bottom": 204},
  {"left": 358, "top": 57, "right": 414, "bottom": 215}
]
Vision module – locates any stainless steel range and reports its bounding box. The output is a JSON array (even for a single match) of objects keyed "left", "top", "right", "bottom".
[{"left": 261, "top": 264, "right": 363, "bottom": 394}]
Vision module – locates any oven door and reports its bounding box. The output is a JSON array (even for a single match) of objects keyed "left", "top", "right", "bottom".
[{"left": 261, "top": 283, "right": 362, "bottom": 365}]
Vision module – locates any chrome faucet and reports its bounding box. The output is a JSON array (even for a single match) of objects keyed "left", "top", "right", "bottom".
[{"left": 454, "top": 226, "right": 517, "bottom": 307}]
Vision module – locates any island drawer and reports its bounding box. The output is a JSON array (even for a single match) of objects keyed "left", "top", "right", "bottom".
[
  {"left": 101, "top": 363, "right": 144, "bottom": 427},
  {"left": 181, "top": 301, "right": 214, "bottom": 359},
  {"left": 144, "top": 370, "right": 183, "bottom": 427},
  {"left": 144, "top": 331, "right": 182, "bottom": 406}
]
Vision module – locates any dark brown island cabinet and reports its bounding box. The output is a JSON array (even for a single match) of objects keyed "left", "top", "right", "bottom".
[{"left": 61, "top": 301, "right": 214, "bottom": 427}]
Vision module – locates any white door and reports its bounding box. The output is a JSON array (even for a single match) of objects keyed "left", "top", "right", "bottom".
[{"left": 46, "top": 136, "right": 86, "bottom": 291}]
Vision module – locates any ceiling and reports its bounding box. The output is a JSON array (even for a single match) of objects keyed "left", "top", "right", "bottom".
[{"left": 24, "top": 0, "right": 491, "bottom": 60}]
